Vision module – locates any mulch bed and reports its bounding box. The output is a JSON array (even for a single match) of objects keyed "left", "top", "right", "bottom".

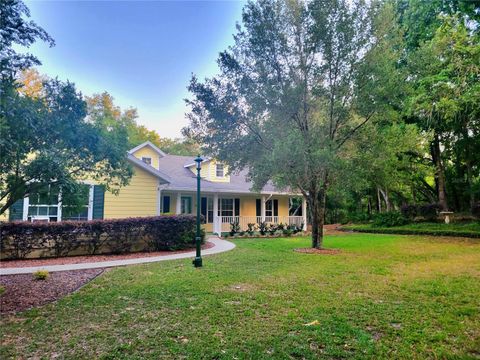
[
  {"left": 0, "top": 269, "right": 104, "bottom": 314},
  {"left": 0, "top": 241, "right": 215, "bottom": 269},
  {"left": 294, "top": 248, "right": 341, "bottom": 255}
]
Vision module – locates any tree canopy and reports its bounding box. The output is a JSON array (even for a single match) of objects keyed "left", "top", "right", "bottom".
[
  {"left": 185, "top": 0, "right": 480, "bottom": 247},
  {"left": 0, "top": 0, "right": 132, "bottom": 215}
]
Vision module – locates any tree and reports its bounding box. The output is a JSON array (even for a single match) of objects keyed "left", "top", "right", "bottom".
[
  {"left": 185, "top": 0, "right": 403, "bottom": 248},
  {"left": 0, "top": 1, "right": 133, "bottom": 215},
  {"left": 86, "top": 92, "right": 200, "bottom": 156},
  {"left": 0, "top": 0, "right": 54, "bottom": 82},
  {"left": 0, "top": 78, "right": 134, "bottom": 215},
  {"left": 404, "top": 10, "right": 480, "bottom": 210}
]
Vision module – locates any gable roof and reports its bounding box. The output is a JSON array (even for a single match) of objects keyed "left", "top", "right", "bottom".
[
  {"left": 126, "top": 144, "right": 298, "bottom": 195},
  {"left": 126, "top": 153, "right": 171, "bottom": 184},
  {"left": 158, "top": 154, "right": 296, "bottom": 195},
  {"left": 128, "top": 141, "right": 166, "bottom": 157}
]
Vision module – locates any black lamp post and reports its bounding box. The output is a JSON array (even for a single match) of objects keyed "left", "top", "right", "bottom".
[{"left": 193, "top": 155, "right": 203, "bottom": 268}]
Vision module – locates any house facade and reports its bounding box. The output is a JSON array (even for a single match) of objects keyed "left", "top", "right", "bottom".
[{"left": 7, "top": 141, "right": 307, "bottom": 234}]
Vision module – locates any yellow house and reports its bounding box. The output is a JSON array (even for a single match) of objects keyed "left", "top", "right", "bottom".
[{"left": 7, "top": 141, "right": 307, "bottom": 234}]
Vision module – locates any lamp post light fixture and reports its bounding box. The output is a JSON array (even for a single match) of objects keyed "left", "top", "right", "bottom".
[{"left": 193, "top": 155, "right": 203, "bottom": 268}]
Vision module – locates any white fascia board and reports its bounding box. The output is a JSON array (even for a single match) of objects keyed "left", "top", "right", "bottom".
[
  {"left": 128, "top": 141, "right": 167, "bottom": 157},
  {"left": 127, "top": 154, "right": 171, "bottom": 183}
]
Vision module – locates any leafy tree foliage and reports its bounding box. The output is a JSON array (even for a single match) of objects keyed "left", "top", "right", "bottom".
[
  {"left": 87, "top": 92, "right": 200, "bottom": 156},
  {"left": 0, "top": 0, "right": 133, "bottom": 215},
  {"left": 185, "top": 0, "right": 404, "bottom": 248}
]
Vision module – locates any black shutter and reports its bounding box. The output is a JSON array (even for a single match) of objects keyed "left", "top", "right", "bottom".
[
  {"left": 256, "top": 199, "right": 261, "bottom": 217},
  {"left": 234, "top": 198, "right": 240, "bottom": 216},
  {"left": 9, "top": 198, "right": 24, "bottom": 221},
  {"left": 273, "top": 199, "right": 279, "bottom": 217},
  {"left": 163, "top": 196, "right": 170, "bottom": 213},
  {"left": 201, "top": 197, "right": 207, "bottom": 223},
  {"left": 92, "top": 185, "right": 105, "bottom": 219}
]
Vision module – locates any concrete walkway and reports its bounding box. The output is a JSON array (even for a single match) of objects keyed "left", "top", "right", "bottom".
[{"left": 0, "top": 237, "right": 235, "bottom": 275}]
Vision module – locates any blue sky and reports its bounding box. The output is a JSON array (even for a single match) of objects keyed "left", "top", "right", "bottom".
[{"left": 22, "top": 0, "right": 245, "bottom": 138}]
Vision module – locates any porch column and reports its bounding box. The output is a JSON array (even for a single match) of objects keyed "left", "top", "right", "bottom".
[
  {"left": 261, "top": 195, "right": 266, "bottom": 222},
  {"left": 176, "top": 193, "right": 182, "bottom": 214},
  {"left": 302, "top": 196, "right": 307, "bottom": 230},
  {"left": 156, "top": 184, "right": 161, "bottom": 215},
  {"left": 213, "top": 193, "right": 219, "bottom": 234}
]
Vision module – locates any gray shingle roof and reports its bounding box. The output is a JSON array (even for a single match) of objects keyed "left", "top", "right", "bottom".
[{"left": 152, "top": 154, "right": 294, "bottom": 195}]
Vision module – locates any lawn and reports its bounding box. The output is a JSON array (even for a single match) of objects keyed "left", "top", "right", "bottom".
[
  {"left": 1, "top": 233, "right": 479, "bottom": 359},
  {"left": 342, "top": 222, "right": 480, "bottom": 238}
]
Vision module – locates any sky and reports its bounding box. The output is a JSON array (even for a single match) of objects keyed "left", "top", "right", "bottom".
[{"left": 22, "top": 0, "right": 245, "bottom": 138}]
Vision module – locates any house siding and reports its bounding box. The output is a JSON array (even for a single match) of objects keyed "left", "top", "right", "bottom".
[
  {"left": 104, "top": 166, "right": 158, "bottom": 219},
  {"left": 131, "top": 146, "right": 160, "bottom": 169},
  {"left": 189, "top": 159, "right": 230, "bottom": 183}
]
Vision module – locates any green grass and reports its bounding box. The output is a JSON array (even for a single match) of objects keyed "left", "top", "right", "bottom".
[
  {"left": 343, "top": 222, "right": 480, "bottom": 238},
  {"left": 1, "top": 233, "right": 480, "bottom": 359}
]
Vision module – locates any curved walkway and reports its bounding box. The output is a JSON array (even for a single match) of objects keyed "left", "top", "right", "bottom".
[{"left": 0, "top": 237, "right": 235, "bottom": 275}]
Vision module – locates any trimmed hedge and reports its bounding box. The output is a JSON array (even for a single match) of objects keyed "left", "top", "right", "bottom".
[
  {"left": 0, "top": 215, "right": 204, "bottom": 260},
  {"left": 341, "top": 224, "right": 480, "bottom": 239}
]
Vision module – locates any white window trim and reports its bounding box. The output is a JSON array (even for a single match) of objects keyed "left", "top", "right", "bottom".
[
  {"left": 23, "top": 183, "right": 94, "bottom": 222},
  {"left": 180, "top": 195, "right": 193, "bottom": 214},
  {"left": 218, "top": 198, "right": 236, "bottom": 217},
  {"left": 141, "top": 157, "right": 152, "bottom": 165},
  {"left": 87, "top": 185, "right": 94, "bottom": 220},
  {"left": 216, "top": 163, "right": 224, "bottom": 177}
]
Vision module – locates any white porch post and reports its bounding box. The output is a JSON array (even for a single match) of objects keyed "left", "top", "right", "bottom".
[
  {"left": 261, "top": 195, "right": 266, "bottom": 222},
  {"left": 156, "top": 183, "right": 161, "bottom": 216},
  {"left": 213, "top": 193, "right": 219, "bottom": 234},
  {"left": 87, "top": 185, "right": 94, "bottom": 220},
  {"left": 176, "top": 193, "right": 182, "bottom": 214},
  {"left": 302, "top": 196, "right": 307, "bottom": 230},
  {"left": 57, "top": 191, "right": 62, "bottom": 221},
  {"left": 22, "top": 196, "right": 29, "bottom": 221}
]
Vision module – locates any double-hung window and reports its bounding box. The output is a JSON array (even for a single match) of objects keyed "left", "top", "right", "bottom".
[
  {"left": 217, "top": 198, "right": 240, "bottom": 217},
  {"left": 201, "top": 197, "right": 214, "bottom": 223},
  {"left": 161, "top": 195, "right": 171, "bottom": 214},
  {"left": 181, "top": 196, "right": 192, "bottom": 214},
  {"left": 216, "top": 163, "right": 224, "bottom": 177},
  {"left": 219, "top": 198, "right": 233, "bottom": 216},
  {"left": 62, "top": 184, "right": 90, "bottom": 221},
  {"left": 28, "top": 185, "right": 60, "bottom": 222}
]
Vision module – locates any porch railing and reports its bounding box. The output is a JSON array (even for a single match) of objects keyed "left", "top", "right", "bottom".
[{"left": 216, "top": 216, "right": 304, "bottom": 233}]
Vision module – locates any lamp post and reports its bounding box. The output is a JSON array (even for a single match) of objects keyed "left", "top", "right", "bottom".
[{"left": 193, "top": 155, "right": 203, "bottom": 268}]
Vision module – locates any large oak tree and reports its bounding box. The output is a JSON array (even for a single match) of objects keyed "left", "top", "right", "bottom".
[{"left": 185, "top": 0, "right": 403, "bottom": 248}]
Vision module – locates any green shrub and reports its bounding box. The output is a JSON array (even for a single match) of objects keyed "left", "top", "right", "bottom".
[
  {"left": 1, "top": 215, "right": 202, "bottom": 259},
  {"left": 373, "top": 211, "right": 409, "bottom": 227},
  {"left": 345, "top": 212, "right": 371, "bottom": 224},
  {"left": 246, "top": 223, "right": 256, "bottom": 236},
  {"left": 229, "top": 219, "right": 240, "bottom": 236},
  {"left": 258, "top": 221, "right": 268, "bottom": 235},
  {"left": 417, "top": 203, "right": 441, "bottom": 221},
  {"left": 268, "top": 224, "right": 277, "bottom": 235},
  {"left": 472, "top": 202, "right": 480, "bottom": 219},
  {"left": 33, "top": 270, "right": 49, "bottom": 280},
  {"left": 401, "top": 204, "right": 418, "bottom": 220},
  {"left": 0, "top": 285, "right": 5, "bottom": 295}
]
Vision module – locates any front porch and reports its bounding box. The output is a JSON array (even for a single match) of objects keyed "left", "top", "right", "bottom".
[
  {"left": 159, "top": 190, "right": 307, "bottom": 235},
  {"left": 215, "top": 215, "right": 304, "bottom": 234}
]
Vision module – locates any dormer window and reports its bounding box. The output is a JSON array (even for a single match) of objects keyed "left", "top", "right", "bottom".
[
  {"left": 216, "top": 163, "right": 224, "bottom": 177},
  {"left": 142, "top": 157, "right": 152, "bottom": 165}
]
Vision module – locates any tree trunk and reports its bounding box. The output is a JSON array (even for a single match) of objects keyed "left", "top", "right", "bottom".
[
  {"left": 377, "top": 187, "right": 382, "bottom": 213},
  {"left": 309, "top": 186, "right": 327, "bottom": 249},
  {"left": 431, "top": 133, "right": 448, "bottom": 210},
  {"left": 466, "top": 159, "right": 475, "bottom": 210},
  {"left": 379, "top": 188, "right": 391, "bottom": 212}
]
